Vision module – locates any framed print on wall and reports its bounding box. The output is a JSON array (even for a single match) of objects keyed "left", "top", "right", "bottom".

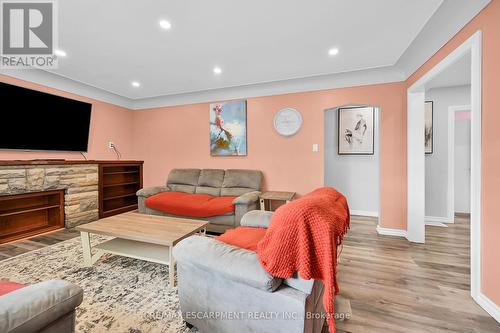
[
  {"left": 425, "top": 101, "right": 433, "bottom": 154},
  {"left": 338, "top": 106, "right": 375, "bottom": 155},
  {"left": 209, "top": 100, "right": 247, "bottom": 156}
]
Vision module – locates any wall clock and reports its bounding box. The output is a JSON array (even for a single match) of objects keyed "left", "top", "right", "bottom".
[{"left": 273, "top": 108, "right": 303, "bottom": 136}]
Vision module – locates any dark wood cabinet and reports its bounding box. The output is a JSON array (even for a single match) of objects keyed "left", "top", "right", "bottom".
[
  {"left": 0, "top": 190, "right": 64, "bottom": 244},
  {"left": 98, "top": 162, "right": 143, "bottom": 218}
]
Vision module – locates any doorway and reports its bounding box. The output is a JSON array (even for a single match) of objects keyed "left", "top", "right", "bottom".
[{"left": 407, "top": 31, "right": 481, "bottom": 302}]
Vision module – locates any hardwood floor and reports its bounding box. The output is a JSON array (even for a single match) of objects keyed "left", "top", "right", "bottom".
[
  {"left": 335, "top": 215, "right": 499, "bottom": 333},
  {"left": 0, "top": 228, "right": 79, "bottom": 261},
  {"left": 1, "top": 216, "right": 498, "bottom": 332}
]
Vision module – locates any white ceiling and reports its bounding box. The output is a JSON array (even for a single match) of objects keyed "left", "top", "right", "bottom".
[
  {"left": 425, "top": 53, "right": 471, "bottom": 90},
  {"left": 50, "top": 0, "right": 444, "bottom": 99}
]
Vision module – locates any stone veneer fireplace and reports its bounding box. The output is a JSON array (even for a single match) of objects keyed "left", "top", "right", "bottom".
[{"left": 0, "top": 164, "right": 99, "bottom": 228}]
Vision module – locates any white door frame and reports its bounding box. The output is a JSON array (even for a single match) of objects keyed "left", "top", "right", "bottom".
[
  {"left": 407, "top": 31, "right": 482, "bottom": 300},
  {"left": 447, "top": 105, "right": 471, "bottom": 222}
]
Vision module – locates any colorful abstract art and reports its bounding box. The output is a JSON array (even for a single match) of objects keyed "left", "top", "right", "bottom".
[{"left": 210, "top": 100, "right": 247, "bottom": 156}]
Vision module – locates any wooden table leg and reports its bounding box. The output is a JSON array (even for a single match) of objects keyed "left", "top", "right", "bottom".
[
  {"left": 168, "top": 245, "right": 175, "bottom": 287},
  {"left": 81, "top": 232, "right": 93, "bottom": 267}
]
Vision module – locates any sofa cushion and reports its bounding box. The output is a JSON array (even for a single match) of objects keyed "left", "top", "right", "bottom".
[
  {"left": 195, "top": 186, "right": 221, "bottom": 196},
  {"left": 169, "top": 184, "right": 196, "bottom": 194},
  {"left": 216, "top": 226, "right": 267, "bottom": 252},
  {"left": 222, "top": 169, "right": 262, "bottom": 190},
  {"left": 198, "top": 169, "right": 225, "bottom": 187},
  {"left": 0, "top": 281, "right": 25, "bottom": 296},
  {"left": 221, "top": 187, "right": 255, "bottom": 197},
  {"left": 167, "top": 169, "right": 201, "bottom": 186},
  {"left": 173, "top": 236, "right": 282, "bottom": 292},
  {"left": 145, "top": 192, "right": 237, "bottom": 218}
]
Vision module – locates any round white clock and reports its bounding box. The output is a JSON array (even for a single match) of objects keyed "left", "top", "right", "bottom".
[{"left": 273, "top": 108, "right": 303, "bottom": 136}]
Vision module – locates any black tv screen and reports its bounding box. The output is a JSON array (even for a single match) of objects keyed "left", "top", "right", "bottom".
[{"left": 0, "top": 82, "right": 92, "bottom": 152}]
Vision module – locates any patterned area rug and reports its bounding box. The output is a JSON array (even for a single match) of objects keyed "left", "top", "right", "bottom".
[{"left": 0, "top": 235, "right": 194, "bottom": 333}]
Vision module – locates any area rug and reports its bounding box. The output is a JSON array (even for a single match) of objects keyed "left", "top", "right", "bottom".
[{"left": 0, "top": 235, "right": 194, "bottom": 333}]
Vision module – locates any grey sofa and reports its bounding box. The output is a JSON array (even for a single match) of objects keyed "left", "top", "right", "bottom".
[
  {"left": 137, "top": 168, "right": 263, "bottom": 233},
  {"left": 172, "top": 210, "right": 326, "bottom": 333},
  {"left": 0, "top": 280, "right": 83, "bottom": 333}
]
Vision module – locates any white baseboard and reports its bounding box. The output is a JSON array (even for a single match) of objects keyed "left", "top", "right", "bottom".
[
  {"left": 476, "top": 293, "right": 500, "bottom": 323},
  {"left": 425, "top": 216, "right": 454, "bottom": 224},
  {"left": 351, "top": 210, "right": 379, "bottom": 217},
  {"left": 425, "top": 221, "right": 448, "bottom": 227},
  {"left": 376, "top": 225, "right": 407, "bottom": 238}
]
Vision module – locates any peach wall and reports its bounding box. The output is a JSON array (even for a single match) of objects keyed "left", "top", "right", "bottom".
[
  {"left": 0, "top": 75, "right": 134, "bottom": 160},
  {"left": 407, "top": 0, "right": 500, "bottom": 306},
  {"left": 132, "top": 82, "right": 407, "bottom": 229}
]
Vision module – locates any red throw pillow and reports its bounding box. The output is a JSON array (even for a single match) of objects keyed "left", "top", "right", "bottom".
[
  {"left": 0, "top": 280, "right": 25, "bottom": 296},
  {"left": 216, "top": 226, "right": 267, "bottom": 252}
]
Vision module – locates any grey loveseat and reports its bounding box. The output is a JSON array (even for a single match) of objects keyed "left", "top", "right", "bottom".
[
  {"left": 137, "top": 168, "right": 263, "bottom": 233},
  {"left": 172, "top": 210, "right": 326, "bottom": 333},
  {"left": 0, "top": 280, "right": 83, "bottom": 333}
]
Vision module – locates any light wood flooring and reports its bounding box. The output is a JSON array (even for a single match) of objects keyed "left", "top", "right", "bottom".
[
  {"left": 1, "top": 215, "right": 498, "bottom": 332},
  {"left": 335, "top": 215, "right": 499, "bottom": 332}
]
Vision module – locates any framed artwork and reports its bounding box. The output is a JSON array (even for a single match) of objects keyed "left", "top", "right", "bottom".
[
  {"left": 210, "top": 100, "right": 247, "bottom": 156},
  {"left": 425, "top": 101, "right": 433, "bottom": 154},
  {"left": 338, "top": 106, "right": 375, "bottom": 155}
]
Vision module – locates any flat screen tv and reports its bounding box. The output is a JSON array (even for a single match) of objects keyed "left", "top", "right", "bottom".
[{"left": 0, "top": 82, "right": 92, "bottom": 152}]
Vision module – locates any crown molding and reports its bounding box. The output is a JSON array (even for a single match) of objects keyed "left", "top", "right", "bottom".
[
  {"left": 0, "top": 0, "right": 491, "bottom": 110},
  {"left": 0, "top": 68, "right": 134, "bottom": 108},
  {"left": 396, "top": 0, "right": 491, "bottom": 78},
  {"left": 131, "top": 66, "right": 405, "bottom": 109}
]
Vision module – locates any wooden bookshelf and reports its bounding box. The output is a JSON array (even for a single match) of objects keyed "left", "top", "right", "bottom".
[
  {"left": 0, "top": 190, "right": 64, "bottom": 244},
  {"left": 99, "top": 162, "right": 143, "bottom": 218}
]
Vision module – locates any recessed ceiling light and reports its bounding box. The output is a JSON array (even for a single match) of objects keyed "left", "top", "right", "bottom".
[
  {"left": 159, "top": 20, "right": 172, "bottom": 30},
  {"left": 131, "top": 81, "right": 141, "bottom": 88},
  {"left": 54, "top": 49, "right": 67, "bottom": 57},
  {"left": 213, "top": 67, "right": 222, "bottom": 75},
  {"left": 328, "top": 48, "right": 339, "bottom": 56}
]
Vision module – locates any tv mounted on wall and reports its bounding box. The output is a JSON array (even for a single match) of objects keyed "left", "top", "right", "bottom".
[{"left": 0, "top": 82, "right": 92, "bottom": 152}]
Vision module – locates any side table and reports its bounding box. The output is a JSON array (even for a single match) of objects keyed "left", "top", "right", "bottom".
[{"left": 259, "top": 191, "right": 296, "bottom": 211}]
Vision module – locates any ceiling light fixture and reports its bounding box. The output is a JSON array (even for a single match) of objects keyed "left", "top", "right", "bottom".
[
  {"left": 54, "top": 49, "right": 67, "bottom": 57},
  {"left": 131, "top": 81, "right": 141, "bottom": 88},
  {"left": 159, "top": 20, "right": 172, "bottom": 30},
  {"left": 328, "top": 48, "right": 339, "bottom": 56},
  {"left": 213, "top": 67, "right": 222, "bottom": 75}
]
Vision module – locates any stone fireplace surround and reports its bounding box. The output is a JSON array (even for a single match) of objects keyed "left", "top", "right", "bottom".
[{"left": 0, "top": 163, "right": 99, "bottom": 228}]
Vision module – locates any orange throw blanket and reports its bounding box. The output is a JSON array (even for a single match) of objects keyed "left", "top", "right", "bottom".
[{"left": 257, "top": 187, "right": 350, "bottom": 333}]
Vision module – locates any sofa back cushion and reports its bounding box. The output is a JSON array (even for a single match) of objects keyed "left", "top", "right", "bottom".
[
  {"left": 221, "top": 169, "right": 262, "bottom": 196},
  {"left": 167, "top": 169, "right": 201, "bottom": 193},
  {"left": 166, "top": 168, "right": 262, "bottom": 196}
]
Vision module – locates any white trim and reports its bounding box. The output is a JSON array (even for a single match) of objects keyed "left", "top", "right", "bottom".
[
  {"left": 425, "top": 216, "right": 453, "bottom": 223},
  {"left": 350, "top": 210, "right": 379, "bottom": 217},
  {"left": 0, "top": 2, "right": 490, "bottom": 110},
  {"left": 131, "top": 66, "right": 404, "bottom": 109},
  {"left": 407, "top": 90, "right": 426, "bottom": 243},
  {"left": 476, "top": 293, "right": 500, "bottom": 324},
  {"left": 0, "top": 69, "right": 134, "bottom": 108},
  {"left": 396, "top": 0, "right": 490, "bottom": 77},
  {"left": 425, "top": 221, "right": 448, "bottom": 227},
  {"left": 448, "top": 105, "right": 471, "bottom": 223},
  {"left": 407, "top": 31, "right": 483, "bottom": 305},
  {"left": 376, "top": 225, "right": 408, "bottom": 238}
]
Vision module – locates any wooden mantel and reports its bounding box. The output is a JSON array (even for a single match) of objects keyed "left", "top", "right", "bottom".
[{"left": 0, "top": 160, "right": 143, "bottom": 166}]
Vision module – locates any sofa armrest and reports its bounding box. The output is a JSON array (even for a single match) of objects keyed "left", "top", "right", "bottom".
[
  {"left": 241, "top": 210, "right": 274, "bottom": 228},
  {"left": 173, "top": 236, "right": 282, "bottom": 292},
  {"left": 0, "top": 280, "right": 83, "bottom": 333},
  {"left": 232, "top": 191, "right": 261, "bottom": 205},
  {"left": 136, "top": 186, "right": 169, "bottom": 198}
]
